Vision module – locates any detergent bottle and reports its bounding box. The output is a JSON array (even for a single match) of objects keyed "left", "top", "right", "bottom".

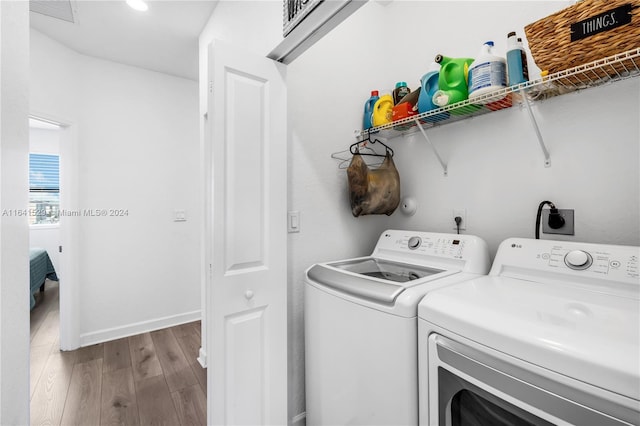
[
  {"left": 468, "top": 41, "right": 506, "bottom": 104},
  {"left": 417, "top": 63, "right": 450, "bottom": 123},
  {"left": 417, "top": 64, "right": 440, "bottom": 113},
  {"left": 517, "top": 37, "right": 530, "bottom": 82},
  {"left": 372, "top": 94, "right": 394, "bottom": 127},
  {"left": 392, "top": 88, "right": 420, "bottom": 131},
  {"left": 507, "top": 31, "right": 529, "bottom": 86},
  {"left": 363, "top": 90, "right": 379, "bottom": 130},
  {"left": 393, "top": 82, "right": 411, "bottom": 105},
  {"left": 431, "top": 54, "right": 478, "bottom": 115}
]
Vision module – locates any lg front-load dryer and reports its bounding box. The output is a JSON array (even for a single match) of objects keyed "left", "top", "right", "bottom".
[
  {"left": 304, "top": 229, "right": 490, "bottom": 426},
  {"left": 418, "top": 238, "right": 640, "bottom": 426}
]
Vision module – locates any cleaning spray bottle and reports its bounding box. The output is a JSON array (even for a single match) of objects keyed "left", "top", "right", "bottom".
[{"left": 468, "top": 41, "right": 506, "bottom": 104}]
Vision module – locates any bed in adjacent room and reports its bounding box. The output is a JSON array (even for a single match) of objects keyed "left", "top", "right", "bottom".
[{"left": 29, "top": 247, "right": 59, "bottom": 310}]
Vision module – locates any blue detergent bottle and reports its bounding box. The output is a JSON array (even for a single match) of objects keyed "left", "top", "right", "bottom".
[
  {"left": 418, "top": 62, "right": 444, "bottom": 112},
  {"left": 507, "top": 31, "right": 529, "bottom": 86},
  {"left": 363, "top": 90, "right": 379, "bottom": 130},
  {"left": 417, "top": 64, "right": 450, "bottom": 123}
]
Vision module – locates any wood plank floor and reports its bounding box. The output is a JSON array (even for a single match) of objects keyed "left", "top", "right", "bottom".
[{"left": 30, "top": 280, "right": 207, "bottom": 426}]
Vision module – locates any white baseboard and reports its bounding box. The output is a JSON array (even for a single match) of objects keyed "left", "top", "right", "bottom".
[
  {"left": 79, "top": 310, "right": 201, "bottom": 347},
  {"left": 197, "top": 347, "right": 207, "bottom": 368},
  {"left": 291, "top": 412, "right": 306, "bottom": 426}
]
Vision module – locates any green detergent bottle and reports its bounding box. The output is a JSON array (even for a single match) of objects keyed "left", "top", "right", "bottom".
[{"left": 432, "top": 54, "right": 480, "bottom": 115}]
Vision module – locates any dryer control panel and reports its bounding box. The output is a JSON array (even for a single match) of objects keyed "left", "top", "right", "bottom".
[{"left": 492, "top": 238, "right": 640, "bottom": 284}]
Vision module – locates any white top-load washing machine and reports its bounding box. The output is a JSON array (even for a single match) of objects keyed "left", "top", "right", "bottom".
[
  {"left": 305, "top": 229, "right": 490, "bottom": 426},
  {"left": 418, "top": 237, "right": 640, "bottom": 426}
]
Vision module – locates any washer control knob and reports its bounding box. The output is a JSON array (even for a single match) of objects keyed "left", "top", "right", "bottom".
[
  {"left": 408, "top": 236, "right": 422, "bottom": 250},
  {"left": 564, "top": 250, "right": 593, "bottom": 270}
]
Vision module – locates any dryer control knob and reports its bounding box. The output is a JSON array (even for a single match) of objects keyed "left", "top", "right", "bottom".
[
  {"left": 564, "top": 250, "right": 593, "bottom": 270},
  {"left": 408, "top": 236, "right": 422, "bottom": 250}
]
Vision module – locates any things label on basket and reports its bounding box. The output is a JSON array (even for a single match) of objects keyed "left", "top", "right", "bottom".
[{"left": 570, "top": 4, "right": 634, "bottom": 41}]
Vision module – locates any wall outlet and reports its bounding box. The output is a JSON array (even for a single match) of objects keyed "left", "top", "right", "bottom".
[
  {"left": 542, "top": 209, "right": 574, "bottom": 235},
  {"left": 174, "top": 209, "right": 187, "bottom": 222},
  {"left": 452, "top": 208, "right": 467, "bottom": 231}
]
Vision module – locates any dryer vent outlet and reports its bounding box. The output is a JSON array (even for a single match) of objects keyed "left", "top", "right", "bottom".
[{"left": 542, "top": 209, "right": 574, "bottom": 235}]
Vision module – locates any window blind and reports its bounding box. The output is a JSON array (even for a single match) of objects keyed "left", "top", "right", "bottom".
[{"left": 29, "top": 153, "right": 59, "bottom": 192}]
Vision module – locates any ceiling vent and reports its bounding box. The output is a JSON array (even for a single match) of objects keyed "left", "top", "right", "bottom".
[
  {"left": 283, "top": 0, "right": 323, "bottom": 37},
  {"left": 30, "top": 0, "right": 75, "bottom": 23},
  {"left": 269, "top": 0, "right": 365, "bottom": 64}
]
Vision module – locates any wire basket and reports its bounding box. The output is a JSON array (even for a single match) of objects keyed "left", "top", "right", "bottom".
[{"left": 524, "top": 0, "right": 640, "bottom": 76}]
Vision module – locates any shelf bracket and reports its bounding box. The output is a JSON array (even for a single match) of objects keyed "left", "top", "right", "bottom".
[
  {"left": 521, "top": 93, "right": 551, "bottom": 168},
  {"left": 414, "top": 118, "right": 448, "bottom": 176}
]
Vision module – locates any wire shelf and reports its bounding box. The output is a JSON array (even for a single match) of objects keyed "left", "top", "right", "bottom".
[{"left": 359, "top": 47, "right": 640, "bottom": 139}]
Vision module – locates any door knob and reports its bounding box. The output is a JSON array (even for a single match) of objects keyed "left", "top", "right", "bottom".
[{"left": 245, "top": 290, "right": 254, "bottom": 300}]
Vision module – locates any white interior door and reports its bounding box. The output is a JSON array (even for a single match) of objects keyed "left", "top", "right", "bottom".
[{"left": 206, "top": 40, "right": 287, "bottom": 425}]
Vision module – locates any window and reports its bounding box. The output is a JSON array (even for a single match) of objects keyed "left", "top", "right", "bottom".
[{"left": 29, "top": 153, "right": 60, "bottom": 225}]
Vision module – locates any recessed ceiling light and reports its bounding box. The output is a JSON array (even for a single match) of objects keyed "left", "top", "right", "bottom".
[{"left": 126, "top": 0, "right": 148, "bottom": 12}]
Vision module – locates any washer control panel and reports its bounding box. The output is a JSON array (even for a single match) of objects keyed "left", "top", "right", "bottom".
[
  {"left": 494, "top": 238, "right": 639, "bottom": 282},
  {"left": 371, "top": 230, "right": 490, "bottom": 275},
  {"left": 392, "top": 234, "right": 466, "bottom": 258}
]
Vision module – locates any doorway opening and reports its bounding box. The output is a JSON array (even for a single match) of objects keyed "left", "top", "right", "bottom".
[{"left": 28, "top": 116, "right": 64, "bottom": 398}]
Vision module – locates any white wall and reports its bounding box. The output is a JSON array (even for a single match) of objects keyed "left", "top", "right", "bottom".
[
  {"left": 0, "top": 2, "right": 30, "bottom": 423},
  {"left": 30, "top": 29, "right": 201, "bottom": 346},
  {"left": 29, "top": 127, "right": 61, "bottom": 271},
  {"left": 29, "top": 226, "right": 60, "bottom": 271},
  {"left": 199, "top": 0, "right": 640, "bottom": 422},
  {"left": 30, "top": 126, "right": 60, "bottom": 154}
]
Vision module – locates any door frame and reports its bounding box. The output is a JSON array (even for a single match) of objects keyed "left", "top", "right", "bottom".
[{"left": 29, "top": 111, "right": 80, "bottom": 351}]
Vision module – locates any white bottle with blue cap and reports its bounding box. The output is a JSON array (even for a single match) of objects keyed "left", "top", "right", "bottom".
[{"left": 468, "top": 41, "right": 506, "bottom": 104}]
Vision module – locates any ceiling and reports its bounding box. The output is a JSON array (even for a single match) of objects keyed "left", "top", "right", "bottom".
[{"left": 29, "top": 0, "right": 219, "bottom": 81}]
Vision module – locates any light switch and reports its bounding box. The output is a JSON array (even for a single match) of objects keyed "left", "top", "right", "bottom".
[
  {"left": 174, "top": 209, "right": 187, "bottom": 222},
  {"left": 288, "top": 211, "right": 300, "bottom": 233}
]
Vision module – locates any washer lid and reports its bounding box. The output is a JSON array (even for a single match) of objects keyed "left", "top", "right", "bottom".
[
  {"left": 331, "top": 258, "right": 443, "bottom": 282},
  {"left": 307, "top": 257, "right": 448, "bottom": 304},
  {"left": 419, "top": 275, "right": 640, "bottom": 401}
]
